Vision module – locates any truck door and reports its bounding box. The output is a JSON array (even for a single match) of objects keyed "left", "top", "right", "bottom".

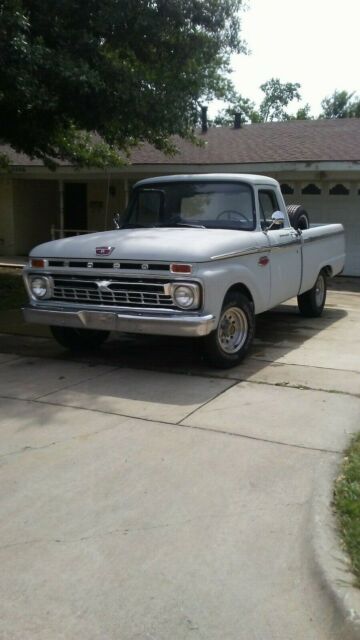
[{"left": 259, "top": 189, "right": 302, "bottom": 307}]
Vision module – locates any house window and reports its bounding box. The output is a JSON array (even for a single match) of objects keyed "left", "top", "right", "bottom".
[
  {"left": 302, "top": 183, "right": 321, "bottom": 195},
  {"left": 329, "top": 184, "right": 349, "bottom": 195},
  {"left": 280, "top": 183, "right": 294, "bottom": 195}
]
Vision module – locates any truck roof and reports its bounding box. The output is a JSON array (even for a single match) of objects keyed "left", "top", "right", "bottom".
[{"left": 134, "top": 174, "right": 279, "bottom": 188}]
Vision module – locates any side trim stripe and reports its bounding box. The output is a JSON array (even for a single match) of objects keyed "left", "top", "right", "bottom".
[
  {"left": 211, "top": 246, "right": 270, "bottom": 260},
  {"left": 303, "top": 230, "right": 345, "bottom": 244}
]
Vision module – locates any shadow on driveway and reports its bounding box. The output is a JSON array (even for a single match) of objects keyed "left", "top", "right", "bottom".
[{"left": 0, "top": 302, "right": 348, "bottom": 376}]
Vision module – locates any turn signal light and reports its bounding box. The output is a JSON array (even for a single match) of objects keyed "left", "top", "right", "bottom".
[
  {"left": 170, "top": 263, "right": 192, "bottom": 274},
  {"left": 31, "top": 259, "right": 45, "bottom": 268}
]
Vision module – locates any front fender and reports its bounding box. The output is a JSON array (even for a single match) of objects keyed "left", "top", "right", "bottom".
[{"left": 198, "top": 257, "right": 270, "bottom": 324}]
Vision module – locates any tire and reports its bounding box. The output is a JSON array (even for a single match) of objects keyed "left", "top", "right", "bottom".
[
  {"left": 203, "top": 293, "right": 255, "bottom": 368},
  {"left": 287, "top": 204, "right": 310, "bottom": 230},
  {"left": 50, "top": 326, "right": 110, "bottom": 351},
  {"left": 297, "top": 271, "right": 327, "bottom": 317}
]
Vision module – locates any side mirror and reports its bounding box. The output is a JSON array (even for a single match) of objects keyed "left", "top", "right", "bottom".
[
  {"left": 271, "top": 210, "right": 285, "bottom": 224},
  {"left": 266, "top": 210, "right": 285, "bottom": 231},
  {"left": 113, "top": 212, "right": 121, "bottom": 229}
]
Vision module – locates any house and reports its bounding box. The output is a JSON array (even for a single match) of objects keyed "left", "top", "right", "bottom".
[{"left": 0, "top": 118, "right": 359, "bottom": 274}]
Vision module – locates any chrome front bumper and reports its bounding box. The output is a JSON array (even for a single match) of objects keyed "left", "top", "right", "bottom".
[{"left": 22, "top": 305, "right": 216, "bottom": 338}]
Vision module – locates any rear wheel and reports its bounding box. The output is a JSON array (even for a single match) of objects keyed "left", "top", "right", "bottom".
[
  {"left": 203, "top": 293, "right": 255, "bottom": 368},
  {"left": 297, "top": 271, "right": 327, "bottom": 317},
  {"left": 50, "top": 326, "right": 110, "bottom": 351}
]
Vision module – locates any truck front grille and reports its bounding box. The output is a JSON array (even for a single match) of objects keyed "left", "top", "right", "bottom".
[{"left": 51, "top": 275, "right": 175, "bottom": 308}]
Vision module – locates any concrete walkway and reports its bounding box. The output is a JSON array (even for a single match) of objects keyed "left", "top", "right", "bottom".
[{"left": 0, "top": 283, "right": 359, "bottom": 639}]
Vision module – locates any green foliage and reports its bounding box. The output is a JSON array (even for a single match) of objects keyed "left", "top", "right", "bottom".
[
  {"left": 212, "top": 90, "right": 260, "bottom": 125},
  {"left": 0, "top": 0, "right": 245, "bottom": 167},
  {"left": 289, "top": 103, "right": 313, "bottom": 121},
  {"left": 334, "top": 432, "right": 360, "bottom": 587},
  {"left": 258, "top": 78, "right": 301, "bottom": 122},
  {"left": 320, "top": 90, "right": 360, "bottom": 119},
  {"left": 213, "top": 77, "right": 305, "bottom": 125},
  {"left": 0, "top": 152, "right": 10, "bottom": 169},
  {"left": 214, "top": 82, "right": 360, "bottom": 125}
]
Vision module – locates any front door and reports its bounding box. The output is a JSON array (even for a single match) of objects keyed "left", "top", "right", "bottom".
[
  {"left": 258, "top": 188, "right": 302, "bottom": 306},
  {"left": 64, "top": 183, "right": 87, "bottom": 233},
  {"left": 267, "top": 228, "right": 302, "bottom": 306}
]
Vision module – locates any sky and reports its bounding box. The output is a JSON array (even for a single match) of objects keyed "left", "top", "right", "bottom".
[{"left": 210, "top": 0, "right": 360, "bottom": 118}]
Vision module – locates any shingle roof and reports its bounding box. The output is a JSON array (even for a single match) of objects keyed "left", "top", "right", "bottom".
[
  {"left": 130, "top": 119, "right": 360, "bottom": 165},
  {"left": 2, "top": 118, "right": 360, "bottom": 167},
  {"left": 0, "top": 144, "right": 44, "bottom": 166}
]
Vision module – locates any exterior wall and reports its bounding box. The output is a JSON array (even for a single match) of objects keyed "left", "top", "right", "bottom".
[
  {"left": 13, "top": 179, "right": 59, "bottom": 255},
  {"left": 0, "top": 177, "right": 15, "bottom": 256},
  {"left": 3, "top": 178, "right": 131, "bottom": 255},
  {"left": 87, "top": 179, "right": 129, "bottom": 231}
]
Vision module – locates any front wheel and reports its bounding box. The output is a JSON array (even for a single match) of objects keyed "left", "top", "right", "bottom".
[
  {"left": 50, "top": 326, "right": 110, "bottom": 351},
  {"left": 203, "top": 293, "right": 255, "bottom": 368},
  {"left": 297, "top": 271, "right": 327, "bottom": 317}
]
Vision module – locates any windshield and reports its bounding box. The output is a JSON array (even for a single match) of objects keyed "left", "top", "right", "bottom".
[{"left": 123, "top": 181, "right": 256, "bottom": 231}]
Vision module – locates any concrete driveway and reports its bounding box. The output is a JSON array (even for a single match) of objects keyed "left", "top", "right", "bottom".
[{"left": 0, "top": 279, "right": 359, "bottom": 640}]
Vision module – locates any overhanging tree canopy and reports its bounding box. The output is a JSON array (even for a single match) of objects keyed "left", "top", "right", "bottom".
[{"left": 0, "top": 0, "right": 245, "bottom": 167}]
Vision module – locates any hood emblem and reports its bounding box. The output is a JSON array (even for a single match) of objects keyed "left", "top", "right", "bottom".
[{"left": 96, "top": 246, "right": 115, "bottom": 256}]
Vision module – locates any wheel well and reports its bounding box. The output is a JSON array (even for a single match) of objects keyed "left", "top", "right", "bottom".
[
  {"left": 322, "top": 265, "right": 333, "bottom": 277},
  {"left": 225, "top": 283, "right": 254, "bottom": 305}
]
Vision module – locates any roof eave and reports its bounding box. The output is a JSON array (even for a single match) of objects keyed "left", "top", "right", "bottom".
[{"left": 3, "top": 159, "right": 360, "bottom": 180}]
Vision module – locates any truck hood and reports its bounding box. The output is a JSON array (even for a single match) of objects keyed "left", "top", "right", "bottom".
[{"left": 30, "top": 227, "right": 264, "bottom": 262}]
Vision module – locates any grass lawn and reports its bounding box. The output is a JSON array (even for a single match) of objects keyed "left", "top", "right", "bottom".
[
  {"left": 334, "top": 432, "right": 360, "bottom": 587},
  {"left": 0, "top": 269, "right": 27, "bottom": 311}
]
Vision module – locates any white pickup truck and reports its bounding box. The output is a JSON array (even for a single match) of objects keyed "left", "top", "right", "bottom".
[{"left": 23, "top": 174, "right": 345, "bottom": 368}]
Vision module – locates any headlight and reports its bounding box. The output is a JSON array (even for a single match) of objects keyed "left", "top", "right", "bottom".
[
  {"left": 172, "top": 283, "right": 200, "bottom": 309},
  {"left": 30, "top": 276, "right": 51, "bottom": 299}
]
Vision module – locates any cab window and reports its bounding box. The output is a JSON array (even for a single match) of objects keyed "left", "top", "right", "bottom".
[{"left": 259, "top": 189, "right": 283, "bottom": 229}]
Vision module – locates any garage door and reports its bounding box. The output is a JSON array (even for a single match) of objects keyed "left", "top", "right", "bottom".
[{"left": 284, "top": 186, "right": 360, "bottom": 276}]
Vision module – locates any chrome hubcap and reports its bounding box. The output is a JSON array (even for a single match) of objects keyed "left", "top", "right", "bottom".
[
  {"left": 315, "top": 275, "right": 325, "bottom": 306},
  {"left": 218, "top": 307, "right": 248, "bottom": 354}
]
